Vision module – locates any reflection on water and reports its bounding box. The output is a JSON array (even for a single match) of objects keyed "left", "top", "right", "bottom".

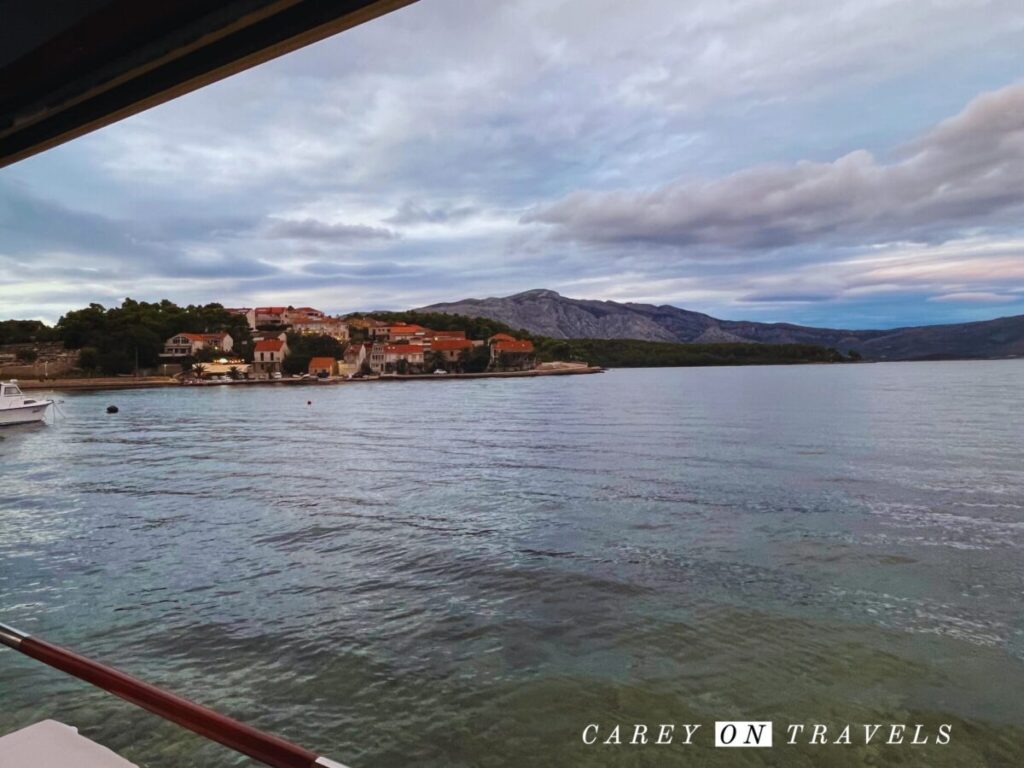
[{"left": 1, "top": 361, "right": 1023, "bottom": 767}]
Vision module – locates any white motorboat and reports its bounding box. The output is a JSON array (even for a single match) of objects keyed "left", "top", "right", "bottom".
[{"left": 0, "top": 380, "right": 53, "bottom": 426}]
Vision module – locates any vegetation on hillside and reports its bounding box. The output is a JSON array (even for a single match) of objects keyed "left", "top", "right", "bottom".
[
  {"left": 0, "top": 319, "right": 56, "bottom": 345},
  {"left": 356, "top": 311, "right": 856, "bottom": 366},
  {"left": 531, "top": 338, "right": 855, "bottom": 367},
  {"left": 3, "top": 302, "right": 858, "bottom": 376},
  {"left": 54, "top": 299, "right": 253, "bottom": 374}
]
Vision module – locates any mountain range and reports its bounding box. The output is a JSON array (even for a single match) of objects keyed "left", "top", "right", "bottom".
[{"left": 419, "top": 289, "right": 1024, "bottom": 360}]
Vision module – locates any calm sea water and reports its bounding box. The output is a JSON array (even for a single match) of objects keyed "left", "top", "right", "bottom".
[{"left": 2, "top": 362, "right": 1023, "bottom": 767}]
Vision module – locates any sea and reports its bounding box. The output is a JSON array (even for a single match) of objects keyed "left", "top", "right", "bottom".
[{"left": 2, "top": 361, "right": 1023, "bottom": 767}]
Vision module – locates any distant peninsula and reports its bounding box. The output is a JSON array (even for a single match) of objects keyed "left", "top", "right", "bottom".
[{"left": 420, "top": 289, "right": 1024, "bottom": 361}]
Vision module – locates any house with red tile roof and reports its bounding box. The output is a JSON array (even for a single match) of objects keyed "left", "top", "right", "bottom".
[
  {"left": 428, "top": 338, "right": 474, "bottom": 369},
  {"left": 308, "top": 356, "right": 338, "bottom": 377},
  {"left": 490, "top": 339, "right": 535, "bottom": 370},
  {"left": 382, "top": 343, "right": 424, "bottom": 373},
  {"left": 376, "top": 324, "right": 429, "bottom": 343},
  {"left": 255, "top": 307, "right": 289, "bottom": 327},
  {"left": 253, "top": 337, "right": 289, "bottom": 376}
]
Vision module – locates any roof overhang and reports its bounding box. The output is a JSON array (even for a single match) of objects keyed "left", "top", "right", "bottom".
[{"left": 0, "top": 0, "right": 417, "bottom": 168}]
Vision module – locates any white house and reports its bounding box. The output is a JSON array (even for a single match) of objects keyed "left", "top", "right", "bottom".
[
  {"left": 160, "top": 332, "right": 234, "bottom": 359},
  {"left": 383, "top": 344, "right": 424, "bottom": 373},
  {"left": 253, "top": 338, "right": 289, "bottom": 376}
]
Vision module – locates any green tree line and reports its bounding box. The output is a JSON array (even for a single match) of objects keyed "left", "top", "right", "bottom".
[
  {"left": 47, "top": 299, "right": 252, "bottom": 374},
  {"left": 4, "top": 302, "right": 859, "bottom": 375}
]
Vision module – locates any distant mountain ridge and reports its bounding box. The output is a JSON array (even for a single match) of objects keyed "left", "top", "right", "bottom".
[{"left": 418, "top": 289, "right": 1024, "bottom": 360}]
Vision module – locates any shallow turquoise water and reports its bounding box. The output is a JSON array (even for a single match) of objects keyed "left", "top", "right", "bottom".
[{"left": 1, "top": 362, "right": 1023, "bottom": 767}]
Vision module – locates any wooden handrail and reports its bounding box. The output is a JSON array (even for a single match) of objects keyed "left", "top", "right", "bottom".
[{"left": 0, "top": 622, "right": 347, "bottom": 768}]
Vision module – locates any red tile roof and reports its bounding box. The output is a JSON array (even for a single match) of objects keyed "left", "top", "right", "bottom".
[
  {"left": 489, "top": 333, "right": 516, "bottom": 343},
  {"left": 430, "top": 330, "right": 466, "bottom": 338},
  {"left": 430, "top": 338, "right": 473, "bottom": 351},
  {"left": 308, "top": 357, "right": 335, "bottom": 371},
  {"left": 176, "top": 332, "right": 228, "bottom": 342},
  {"left": 493, "top": 340, "right": 534, "bottom": 353},
  {"left": 388, "top": 324, "right": 427, "bottom": 335},
  {"left": 254, "top": 339, "right": 285, "bottom": 352}
]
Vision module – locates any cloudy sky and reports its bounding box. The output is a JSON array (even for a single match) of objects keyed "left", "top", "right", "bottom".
[{"left": 3, "top": 0, "right": 1024, "bottom": 328}]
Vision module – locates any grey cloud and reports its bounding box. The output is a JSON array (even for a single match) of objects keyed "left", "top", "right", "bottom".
[
  {"left": 265, "top": 218, "right": 397, "bottom": 241},
  {"left": 525, "top": 82, "right": 1024, "bottom": 250},
  {"left": 383, "top": 201, "right": 480, "bottom": 225},
  {"left": 740, "top": 291, "right": 837, "bottom": 303},
  {"left": 302, "top": 260, "right": 421, "bottom": 278}
]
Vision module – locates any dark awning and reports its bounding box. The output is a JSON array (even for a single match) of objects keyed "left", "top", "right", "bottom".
[{"left": 0, "top": 0, "right": 416, "bottom": 168}]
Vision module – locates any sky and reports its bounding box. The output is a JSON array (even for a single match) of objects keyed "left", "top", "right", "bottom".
[{"left": 2, "top": 0, "right": 1024, "bottom": 328}]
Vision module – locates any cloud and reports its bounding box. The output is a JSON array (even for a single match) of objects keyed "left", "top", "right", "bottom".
[
  {"left": 264, "top": 217, "right": 397, "bottom": 241},
  {"left": 5, "top": 1, "right": 1024, "bottom": 327},
  {"left": 383, "top": 200, "right": 479, "bottom": 225},
  {"left": 525, "top": 82, "right": 1024, "bottom": 250},
  {"left": 929, "top": 291, "right": 1018, "bottom": 303},
  {"left": 740, "top": 291, "right": 836, "bottom": 304}
]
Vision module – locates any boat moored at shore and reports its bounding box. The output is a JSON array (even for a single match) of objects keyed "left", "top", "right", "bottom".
[{"left": 0, "top": 381, "right": 52, "bottom": 426}]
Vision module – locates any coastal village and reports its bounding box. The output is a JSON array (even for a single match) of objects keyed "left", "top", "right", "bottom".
[
  {"left": 0, "top": 303, "right": 584, "bottom": 387},
  {"left": 166, "top": 305, "right": 541, "bottom": 381}
]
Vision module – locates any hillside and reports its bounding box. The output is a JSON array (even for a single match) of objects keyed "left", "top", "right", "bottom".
[{"left": 419, "top": 289, "right": 1024, "bottom": 360}]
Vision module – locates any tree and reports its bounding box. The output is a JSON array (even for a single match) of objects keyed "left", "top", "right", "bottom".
[
  {"left": 191, "top": 364, "right": 207, "bottom": 379},
  {"left": 427, "top": 350, "right": 448, "bottom": 372},
  {"left": 0, "top": 320, "right": 55, "bottom": 344},
  {"left": 461, "top": 345, "right": 491, "bottom": 373},
  {"left": 53, "top": 298, "right": 252, "bottom": 371},
  {"left": 15, "top": 349, "right": 38, "bottom": 363},
  {"left": 77, "top": 347, "right": 99, "bottom": 371},
  {"left": 228, "top": 366, "right": 241, "bottom": 380}
]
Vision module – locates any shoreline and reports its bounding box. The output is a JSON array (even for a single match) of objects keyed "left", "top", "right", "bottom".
[{"left": 15, "top": 366, "right": 605, "bottom": 392}]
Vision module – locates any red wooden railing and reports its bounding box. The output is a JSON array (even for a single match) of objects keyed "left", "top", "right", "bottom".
[{"left": 0, "top": 622, "right": 347, "bottom": 768}]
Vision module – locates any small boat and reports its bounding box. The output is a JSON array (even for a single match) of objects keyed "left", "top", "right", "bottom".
[{"left": 0, "top": 380, "right": 53, "bottom": 426}]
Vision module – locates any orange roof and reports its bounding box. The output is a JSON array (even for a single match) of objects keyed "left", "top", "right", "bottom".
[
  {"left": 493, "top": 340, "right": 534, "bottom": 353},
  {"left": 431, "top": 338, "right": 473, "bottom": 351},
  {"left": 388, "top": 324, "right": 426, "bottom": 334},
  {"left": 489, "top": 333, "right": 516, "bottom": 343},
  {"left": 256, "top": 306, "right": 287, "bottom": 314},
  {"left": 177, "top": 332, "right": 227, "bottom": 342},
  {"left": 254, "top": 339, "right": 285, "bottom": 352},
  {"left": 431, "top": 330, "right": 466, "bottom": 339},
  {"left": 384, "top": 344, "right": 424, "bottom": 355},
  {"left": 308, "top": 357, "right": 335, "bottom": 370}
]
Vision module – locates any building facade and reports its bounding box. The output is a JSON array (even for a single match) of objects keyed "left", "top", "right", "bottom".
[
  {"left": 160, "top": 332, "right": 234, "bottom": 359},
  {"left": 253, "top": 338, "right": 289, "bottom": 376}
]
